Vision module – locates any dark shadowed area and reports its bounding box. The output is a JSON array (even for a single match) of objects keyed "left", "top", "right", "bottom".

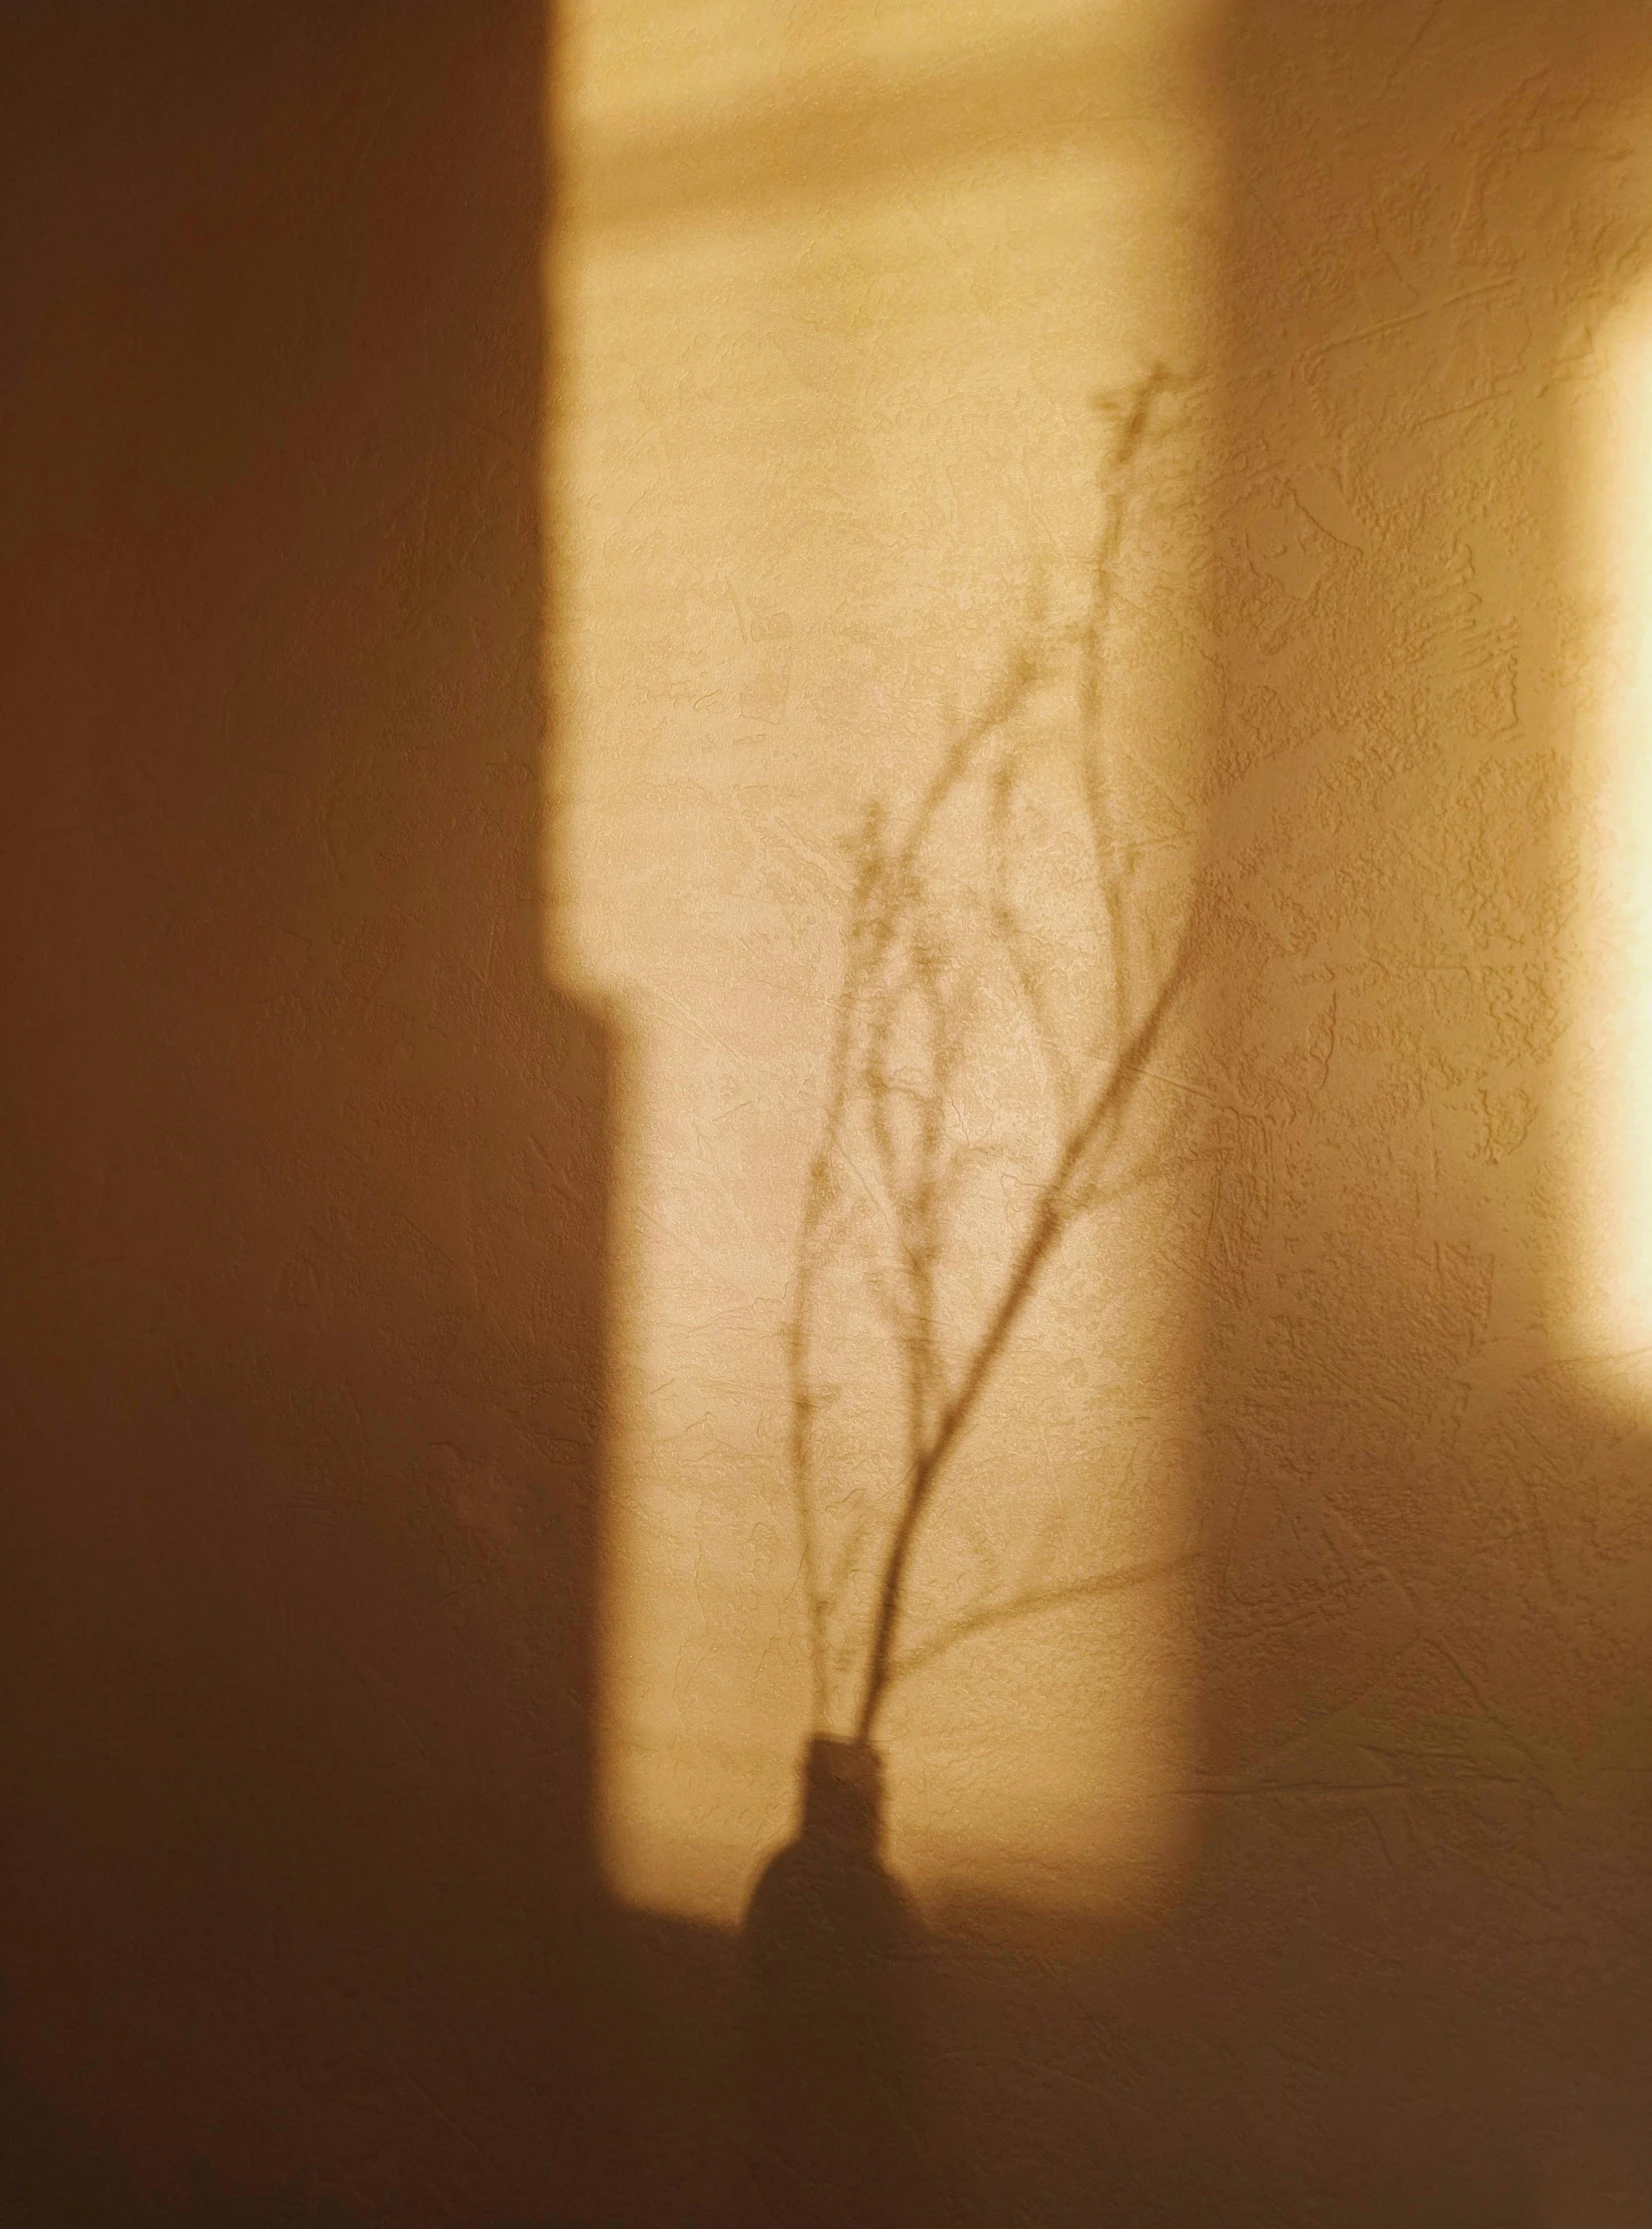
[{"left": 0, "top": 6, "right": 639, "bottom": 2221}]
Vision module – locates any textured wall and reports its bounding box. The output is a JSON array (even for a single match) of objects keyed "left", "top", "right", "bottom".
[
  {"left": 936, "top": 3, "right": 1652, "bottom": 2222},
  {"left": 0, "top": 8, "right": 625, "bottom": 2222},
  {"left": 1178, "top": 5, "right": 1652, "bottom": 2220},
  {"left": 9, "top": 1, "right": 1652, "bottom": 2224},
  {"left": 565, "top": 0, "right": 1652, "bottom": 2223},
  {"left": 959, "top": 3, "right": 1652, "bottom": 2222},
  {"left": 559, "top": 0, "right": 1218, "bottom": 1939}
]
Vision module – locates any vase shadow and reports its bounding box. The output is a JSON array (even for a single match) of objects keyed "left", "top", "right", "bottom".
[{"left": 737, "top": 1738, "right": 935, "bottom": 2229}]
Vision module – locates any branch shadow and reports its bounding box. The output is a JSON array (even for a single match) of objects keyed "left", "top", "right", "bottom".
[{"left": 700, "top": 6, "right": 1652, "bottom": 2227}]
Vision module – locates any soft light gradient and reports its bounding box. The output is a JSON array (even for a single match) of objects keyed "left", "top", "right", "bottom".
[
  {"left": 1563, "top": 287, "right": 1652, "bottom": 1399},
  {"left": 549, "top": 0, "right": 1217, "bottom": 1932}
]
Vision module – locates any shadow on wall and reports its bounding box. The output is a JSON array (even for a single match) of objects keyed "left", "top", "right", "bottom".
[
  {"left": 0, "top": 6, "right": 658, "bottom": 2223},
  {"left": 899, "top": 4, "right": 1652, "bottom": 2226},
  {"left": 8, "top": 3, "right": 1652, "bottom": 2227},
  {"left": 633, "top": 4, "right": 1652, "bottom": 2226}
]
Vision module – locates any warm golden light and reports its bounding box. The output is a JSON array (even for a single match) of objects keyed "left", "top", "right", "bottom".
[
  {"left": 1562, "top": 291, "right": 1652, "bottom": 1395},
  {"left": 549, "top": 0, "right": 1216, "bottom": 1934}
]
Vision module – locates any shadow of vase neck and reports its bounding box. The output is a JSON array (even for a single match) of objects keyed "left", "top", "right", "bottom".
[{"left": 798, "top": 1737, "right": 885, "bottom": 1858}]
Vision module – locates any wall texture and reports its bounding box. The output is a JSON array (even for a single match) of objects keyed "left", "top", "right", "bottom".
[
  {"left": 1178, "top": 6, "right": 1652, "bottom": 2221},
  {"left": 564, "top": 0, "right": 1652, "bottom": 2223},
  {"left": 559, "top": 0, "right": 1219, "bottom": 1944},
  {"left": 944, "top": 4, "right": 1652, "bottom": 2222},
  {"left": 7, "top": 1, "right": 1652, "bottom": 2225}
]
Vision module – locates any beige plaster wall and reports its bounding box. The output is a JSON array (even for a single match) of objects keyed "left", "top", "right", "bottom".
[
  {"left": 7, "top": 0, "right": 1652, "bottom": 2222},
  {"left": 557, "top": 0, "right": 1219, "bottom": 1937},
  {"left": 1049, "top": 3, "right": 1652, "bottom": 2221},
  {"left": 563, "top": 0, "right": 1652, "bottom": 2220}
]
